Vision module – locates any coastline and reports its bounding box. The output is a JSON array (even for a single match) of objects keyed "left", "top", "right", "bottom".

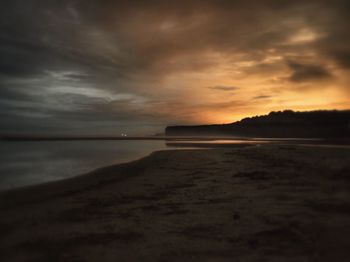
[
  {"left": 0, "top": 149, "right": 165, "bottom": 209},
  {"left": 1, "top": 144, "right": 350, "bottom": 261}
]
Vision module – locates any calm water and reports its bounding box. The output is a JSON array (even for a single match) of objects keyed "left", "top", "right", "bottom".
[
  {"left": 0, "top": 140, "right": 172, "bottom": 191},
  {"left": 0, "top": 138, "right": 344, "bottom": 191}
]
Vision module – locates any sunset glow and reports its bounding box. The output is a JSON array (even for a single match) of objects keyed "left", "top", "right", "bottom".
[{"left": 0, "top": 0, "right": 349, "bottom": 135}]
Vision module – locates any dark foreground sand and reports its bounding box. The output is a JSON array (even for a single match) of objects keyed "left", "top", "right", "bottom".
[{"left": 1, "top": 145, "right": 350, "bottom": 262}]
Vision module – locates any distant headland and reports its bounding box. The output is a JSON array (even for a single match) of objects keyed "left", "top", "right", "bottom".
[{"left": 166, "top": 110, "right": 350, "bottom": 138}]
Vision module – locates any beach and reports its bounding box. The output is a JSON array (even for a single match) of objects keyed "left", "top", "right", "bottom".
[{"left": 1, "top": 144, "right": 350, "bottom": 261}]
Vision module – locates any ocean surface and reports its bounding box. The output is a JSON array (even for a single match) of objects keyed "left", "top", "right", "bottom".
[
  {"left": 0, "top": 140, "right": 170, "bottom": 191},
  {"left": 0, "top": 138, "right": 346, "bottom": 191}
]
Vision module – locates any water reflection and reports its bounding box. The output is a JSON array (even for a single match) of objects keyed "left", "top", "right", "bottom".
[
  {"left": 0, "top": 140, "right": 168, "bottom": 191},
  {"left": 1, "top": 138, "right": 346, "bottom": 191},
  {"left": 165, "top": 139, "right": 271, "bottom": 148}
]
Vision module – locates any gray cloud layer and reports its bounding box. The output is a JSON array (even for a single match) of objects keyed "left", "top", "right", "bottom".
[
  {"left": 287, "top": 61, "right": 332, "bottom": 82},
  {"left": 0, "top": 0, "right": 349, "bottom": 135}
]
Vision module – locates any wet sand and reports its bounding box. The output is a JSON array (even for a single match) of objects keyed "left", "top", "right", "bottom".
[{"left": 1, "top": 144, "right": 350, "bottom": 261}]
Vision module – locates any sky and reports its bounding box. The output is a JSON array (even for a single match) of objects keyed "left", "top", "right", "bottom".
[{"left": 0, "top": 0, "right": 349, "bottom": 136}]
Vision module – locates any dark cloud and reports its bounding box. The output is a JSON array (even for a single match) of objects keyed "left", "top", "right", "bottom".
[
  {"left": 331, "top": 51, "right": 350, "bottom": 69},
  {"left": 254, "top": 95, "right": 271, "bottom": 100},
  {"left": 208, "top": 86, "right": 239, "bottom": 91},
  {"left": 0, "top": 0, "right": 349, "bottom": 134},
  {"left": 287, "top": 61, "right": 332, "bottom": 82}
]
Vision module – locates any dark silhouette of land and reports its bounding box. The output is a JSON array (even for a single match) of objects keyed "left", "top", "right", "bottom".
[{"left": 166, "top": 110, "right": 350, "bottom": 138}]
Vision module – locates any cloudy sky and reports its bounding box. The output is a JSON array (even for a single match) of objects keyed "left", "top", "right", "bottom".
[{"left": 0, "top": 0, "right": 349, "bottom": 135}]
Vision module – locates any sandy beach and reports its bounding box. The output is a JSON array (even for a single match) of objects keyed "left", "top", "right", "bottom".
[{"left": 1, "top": 144, "right": 350, "bottom": 261}]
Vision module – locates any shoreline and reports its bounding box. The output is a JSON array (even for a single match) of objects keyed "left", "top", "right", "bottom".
[
  {"left": 1, "top": 135, "right": 349, "bottom": 143},
  {"left": 1, "top": 144, "right": 350, "bottom": 261},
  {"left": 1, "top": 142, "right": 349, "bottom": 195},
  {"left": 0, "top": 149, "right": 170, "bottom": 208}
]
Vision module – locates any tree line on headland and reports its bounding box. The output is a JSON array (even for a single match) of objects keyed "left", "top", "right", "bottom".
[{"left": 165, "top": 110, "right": 350, "bottom": 138}]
